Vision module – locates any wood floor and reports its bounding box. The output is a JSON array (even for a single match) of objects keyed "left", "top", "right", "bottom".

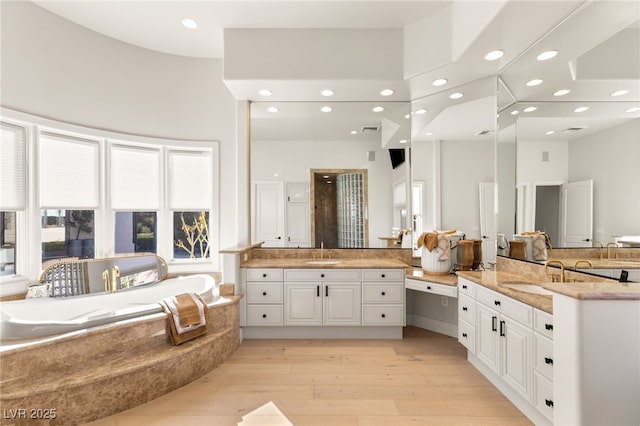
[{"left": 86, "top": 327, "right": 532, "bottom": 426}]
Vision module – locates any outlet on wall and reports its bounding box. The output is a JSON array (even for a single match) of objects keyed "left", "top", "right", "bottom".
[{"left": 441, "top": 296, "right": 448, "bottom": 307}]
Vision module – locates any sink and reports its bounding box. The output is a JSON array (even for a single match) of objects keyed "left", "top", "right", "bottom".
[
  {"left": 305, "top": 260, "right": 341, "bottom": 265},
  {"left": 502, "top": 283, "right": 553, "bottom": 296}
]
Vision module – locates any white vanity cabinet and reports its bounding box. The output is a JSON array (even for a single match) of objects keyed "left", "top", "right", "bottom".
[
  {"left": 362, "top": 269, "right": 405, "bottom": 326},
  {"left": 244, "top": 268, "right": 284, "bottom": 326},
  {"left": 284, "top": 269, "right": 361, "bottom": 326}
]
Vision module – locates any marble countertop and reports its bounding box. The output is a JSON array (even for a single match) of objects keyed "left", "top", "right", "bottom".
[
  {"left": 541, "top": 281, "right": 640, "bottom": 300},
  {"left": 558, "top": 258, "right": 640, "bottom": 270},
  {"left": 241, "top": 258, "right": 409, "bottom": 269},
  {"left": 406, "top": 268, "right": 458, "bottom": 286}
]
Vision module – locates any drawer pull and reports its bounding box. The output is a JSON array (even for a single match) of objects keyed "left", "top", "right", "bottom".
[
  {"left": 462, "top": 306, "right": 468, "bottom": 311},
  {"left": 545, "top": 323, "right": 554, "bottom": 331},
  {"left": 262, "top": 273, "right": 267, "bottom": 278},
  {"left": 381, "top": 313, "right": 386, "bottom": 318},
  {"left": 494, "top": 300, "right": 501, "bottom": 306},
  {"left": 381, "top": 274, "right": 386, "bottom": 278},
  {"left": 381, "top": 291, "right": 386, "bottom": 296},
  {"left": 462, "top": 333, "right": 468, "bottom": 338},
  {"left": 262, "top": 291, "right": 267, "bottom": 296},
  {"left": 462, "top": 284, "right": 468, "bottom": 289},
  {"left": 545, "top": 357, "right": 554, "bottom": 365},
  {"left": 545, "top": 399, "right": 554, "bottom": 408},
  {"left": 262, "top": 314, "right": 267, "bottom": 318}
]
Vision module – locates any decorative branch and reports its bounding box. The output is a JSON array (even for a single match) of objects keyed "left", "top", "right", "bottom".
[{"left": 175, "top": 212, "right": 210, "bottom": 259}]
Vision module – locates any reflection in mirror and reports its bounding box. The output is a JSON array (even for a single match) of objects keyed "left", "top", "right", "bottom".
[
  {"left": 497, "top": 1, "right": 640, "bottom": 277},
  {"left": 37, "top": 254, "right": 167, "bottom": 297},
  {"left": 250, "top": 101, "right": 411, "bottom": 249},
  {"left": 410, "top": 77, "right": 497, "bottom": 264}
]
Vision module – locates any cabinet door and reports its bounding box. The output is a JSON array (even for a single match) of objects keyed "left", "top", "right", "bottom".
[
  {"left": 287, "top": 202, "right": 310, "bottom": 247},
  {"left": 284, "top": 282, "right": 322, "bottom": 325},
  {"left": 502, "top": 315, "right": 532, "bottom": 400},
  {"left": 476, "top": 302, "right": 500, "bottom": 375},
  {"left": 324, "top": 283, "right": 361, "bottom": 326}
]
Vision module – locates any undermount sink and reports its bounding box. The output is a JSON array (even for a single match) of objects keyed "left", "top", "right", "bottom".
[
  {"left": 305, "top": 260, "right": 341, "bottom": 265},
  {"left": 501, "top": 283, "right": 553, "bottom": 296}
]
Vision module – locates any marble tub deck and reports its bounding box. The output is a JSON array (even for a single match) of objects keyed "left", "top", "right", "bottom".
[{"left": 0, "top": 295, "right": 241, "bottom": 426}]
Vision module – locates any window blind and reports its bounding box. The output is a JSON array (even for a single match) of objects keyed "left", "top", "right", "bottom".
[
  {"left": 39, "top": 131, "right": 100, "bottom": 208},
  {"left": 0, "top": 121, "right": 26, "bottom": 211},
  {"left": 110, "top": 143, "right": 161, "bottom": 210},
  {"left": 168, "top": 149, "right": 212, "bottom": 210}
]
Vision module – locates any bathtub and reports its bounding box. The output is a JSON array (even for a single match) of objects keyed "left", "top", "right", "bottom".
[{"left": 0, "top": 274, "right": 218, "bottom": 341}]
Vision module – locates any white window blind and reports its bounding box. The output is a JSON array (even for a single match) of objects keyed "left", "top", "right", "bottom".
[
  {"left": 168, "top": 149, "right": 212, "bottom": 210},
  {"left": 110, "top": 143, "right": 161, "bottom": 210},
  {"left": 39, "top": 131, "right": 100, "bottom": 208},
  {"left": 0, "top": 121, "right": 26, "bottom": 210}
]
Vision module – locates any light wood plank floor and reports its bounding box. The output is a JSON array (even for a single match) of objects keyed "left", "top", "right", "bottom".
[{"left": 87, "top": 327, "right": 532, "bottom": 425}]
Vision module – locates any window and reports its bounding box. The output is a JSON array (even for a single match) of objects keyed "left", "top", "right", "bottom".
[
  {"left": 115, "top": 212, "right": 157, "bottom": 254},
  {"left": 173, "top": 211, "right": 209, "bottom": 259},
  {"left": 0, "top": 212, "right": 16, "bottom": 276},
  {"left": 42, "top": 210, "right": 95, "bottom": 261}
]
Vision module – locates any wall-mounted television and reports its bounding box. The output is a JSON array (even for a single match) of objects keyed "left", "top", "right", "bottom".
[{"left": 389, "top": 149, "right": 405, "bottom": 169}]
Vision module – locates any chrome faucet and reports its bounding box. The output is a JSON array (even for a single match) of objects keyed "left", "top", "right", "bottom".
[
  {"left": 607, "top": 242, "right": 619, "bottom": 259},
  {"left": 545, "top": 260, "right": 566, "bottom": 283},
  {"left": 110, "top": 266, "right": 120, "bottom": 293}
]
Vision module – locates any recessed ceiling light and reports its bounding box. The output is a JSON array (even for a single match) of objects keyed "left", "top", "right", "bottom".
[
  {"left": 326, "top": 181, "right": 332, "bottom": 184},
  {"left": 258, "top": 89, "right": 273, "bottom": 97},
  {"left": 425, "top": 132, "right": 433, "bottom": 136},
  {"left": 350, "top": 130, "right": 358, "bottom": 134},
  {"left": 553, "top": 89, "right": 570, "bottom": 96},
  {"left": 321, "top": 106, "right": 333, "bottom": 112},
  {"left": 181, "top": 18, "right": 198, "bottom": 29},
  {"left": 537, "top": 50, "right": 558, "bottom": 61},
  {"left": 449, "top": 92, "right": 464, "bottom": 99},
  {"left": 405, "top": 114, "right": 411, "bottom": 119},
  {"left": 523, "top": 106, "right": 537, "bottom": 112},
  {"left": 399, "top": 139, "right": 408, "bottom": 144},
  {"left": 372, "top": 106, "right": 384, "bottom": 112},
  {"left": 414, "top": 108, "right": 427, "bottom": 115},
  {"left": 610, "top": 90, "right": 629, "bottom": 97},
  {"left": 380, "top": 89, "right": 394, "bottom": 96},
  {"left": 323, "top": 175, "right": 329, "bottom": 179},
  {"left": 574, "top": 106, "right": 589, "bottom": 113},
  {"left": 432, "top": 78, "right": 448, "bottom": 86},
  {"left": 321, "top": 89, "right": 334, "bottom": 97},
  {"left": 484, "top": 50, "right": 504, "bottom": 61},
  {"left": 526, "top": 79, "right": 543, "bottom": 87},
  {"left": 546, "top": 130, "right": 555, "bottom": 135},
  {"left": 625, "top": 107, "right": 640, "bottom": 113},
  {"left": 267, "top": 106, "right": 279, "bottom": 113},
  {"left": 510, "top": 110, "right": 520, "bottom": 115}
]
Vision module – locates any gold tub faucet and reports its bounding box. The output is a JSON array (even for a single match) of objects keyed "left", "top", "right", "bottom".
[
  {"left": 111, "top": 266, "right": 120, "bottom": 293},
  {"left": 545, "top": 260, "right": 566, "bottom": 283},
  {"left": 606, "top": 242, "right": 619, "bottom": 259}
]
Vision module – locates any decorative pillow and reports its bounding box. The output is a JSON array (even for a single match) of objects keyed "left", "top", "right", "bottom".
[{"left": 26, "top": 283, "right": 51, "bottom": 298}]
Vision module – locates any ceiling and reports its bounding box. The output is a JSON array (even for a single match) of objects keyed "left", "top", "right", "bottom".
[{"left": 29, "top": 1, "right": 640, "bottom": 143}]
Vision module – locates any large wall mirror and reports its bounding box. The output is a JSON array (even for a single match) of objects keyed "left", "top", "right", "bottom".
[
  {"left": 250, "top": 101, "right": 411, "bottom": 249},
  {"left": 497, "top": 1, "right": 640, "bottom": 274}
]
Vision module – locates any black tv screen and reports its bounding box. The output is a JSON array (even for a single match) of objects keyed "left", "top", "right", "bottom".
[{"left": 389, "top": 149, "right": 405, "bottom": 169}]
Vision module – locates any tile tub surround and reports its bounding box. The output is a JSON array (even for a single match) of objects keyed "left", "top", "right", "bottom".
[{"left": 0, "top": 295, "right": 241, "bottom": 426}]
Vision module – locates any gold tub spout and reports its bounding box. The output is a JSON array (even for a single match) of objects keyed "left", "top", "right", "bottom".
[
  {"left": 545, "top": 260, "right": 566, "bottom": 283},
  {"left": 574, "top": 259, "right": 593, "bottom": 270},
  {"left": 102, "top": 269, "right": 110, "bottom": 292},
  {"left": 606, "top": 242, "right": 619, "bottom": 259},
  {"left": 111, "top": 266, "right": 120, "bottom": 293}
]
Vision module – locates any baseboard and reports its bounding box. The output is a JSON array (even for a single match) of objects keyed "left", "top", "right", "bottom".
[{"left": 407, "top": 314, "right": 457, "bottom": 337}]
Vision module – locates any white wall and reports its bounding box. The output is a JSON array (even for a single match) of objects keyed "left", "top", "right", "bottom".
[
  {"left": 251, "top": 139, "right": 394, "bottom": 247},
  {"left": 569, "top": 119, "right": 640, "bottom": 241},
  {"left": 517, "top": 139, "right": 569, "bottom": 184},
  {"left": 411, "top": 140, "right": 436, "bottom": 231},
  {"left": 0, "top": 2, "right": 240, "bottom": 257}
]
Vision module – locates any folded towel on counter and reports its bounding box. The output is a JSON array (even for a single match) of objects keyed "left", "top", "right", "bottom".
[
  {"left": 532, "top": 234, "right": 548, "bottom": 260},
  {"left": 159, "top": 292, "right": 208, "bottom": 345}
]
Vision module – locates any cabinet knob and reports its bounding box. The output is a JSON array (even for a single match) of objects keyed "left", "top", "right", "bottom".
[
  {"left": 262, "top": 291, "right": 267, "bottom": 296},
  {"left": 545, "top": 323, "right": 553, "bottom": 331},
  {"left": 381, "top": 274, "right": 386, "bottom": 278},
  {"left": 462, "top": 306, "right": 468, "bottom": 311},
  {"left": 381, "top": 313, "right": 386, "bottom": 318},
  {"left": 262, "top": 274, "right": 267, "bottom": 278},
  {"left": 462, "top": 284, "right": 467, "bottom": 289},
  {"left": 427, "top": 286, "right": 431, "bottom": 290},
  {"left": 494, "top": 300, "right": 501, "bottom": 306},
  {"left": 462, "top": 333, "right": 468, "bottom": 338},
  {"left": 545, "top": 357, "right": 553, "bottom": 365},
  {"left": 262, "top": 314, "right": 267, "bottom": 318},
  {"left": 545, "top": 399, "right": 554, "bottom": 408},
  {"left": 381, "top": 291, "right": 386, "bottom": 296},
  {"left": 321, "top": 273, "right": 325, "bottom": 278}
]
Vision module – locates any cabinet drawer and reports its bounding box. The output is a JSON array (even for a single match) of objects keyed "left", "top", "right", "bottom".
[
  {"left": 458, "top": 277, "right": 476, "bottom": 298},
  {"left": 362, "top": 305, "right": 404, "bottom": 326},
  {"left": 534, "top": 371, "right": 554, "bottom": 422},
  {"left": 458, "top": 293, "right": 475, "bottom": 324},
  {"left": 534, "top": 333, "right": 554, "bottom": 381},
  {"left": 362, "top": 283, "right": 403, "bottom": 303},
  {"left": 533, "top": 308, "right": 554, "bottom": 339},
  {"left": 246, "top": 268, "right": 284, "bottom": 281},
  {"left": 406, "top": 279, "right": 457, "bottom": 297},
  {"left": 476, "top": 285, "right": 532, "bottom": 327},
  {"left": 246, "top": 282, "right": 283, "bottom": 304},
  {"left": 246, "top": 305, "right": 284, "bottom": 326},
  {"left": 362, "top": 269, "right": 404, "bottom": 281},
  {"left": 284, "top": 269, "right": 361, "bottom": 282},
  {"left": 458, "top": 318, "right": 475, "bottom": 354}
]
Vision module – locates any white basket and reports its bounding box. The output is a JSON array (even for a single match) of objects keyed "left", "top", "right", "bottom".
[{"left": 421, "top": 232, "right": 464, "bottom": 274}]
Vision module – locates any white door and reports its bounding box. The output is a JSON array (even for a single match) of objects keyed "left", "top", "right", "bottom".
[
  {"left": 253, "top": 181, "right": 285, "bottom": 247},
  {"left": 560, "top": 180, "right": 593, "bottom": 247},
  {"left": 479, "top": 182, "right": 497, "bottom": 264},
  {"left": 323, "top": 283, "right": 361, "bottom": 325},
  {"left": 284, "top": 282, "right": 322, "bottom": 325},
  {"left": 286, "top": 182, "right": 310, "bottom": 247}
]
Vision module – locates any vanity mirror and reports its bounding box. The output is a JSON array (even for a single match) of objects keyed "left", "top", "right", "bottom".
[
  {"left": 497, "top": 1, "right": 640, "bottom": 275},
  {"left": 250, "top": 101, "right": 411, "bottom": 249}
]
